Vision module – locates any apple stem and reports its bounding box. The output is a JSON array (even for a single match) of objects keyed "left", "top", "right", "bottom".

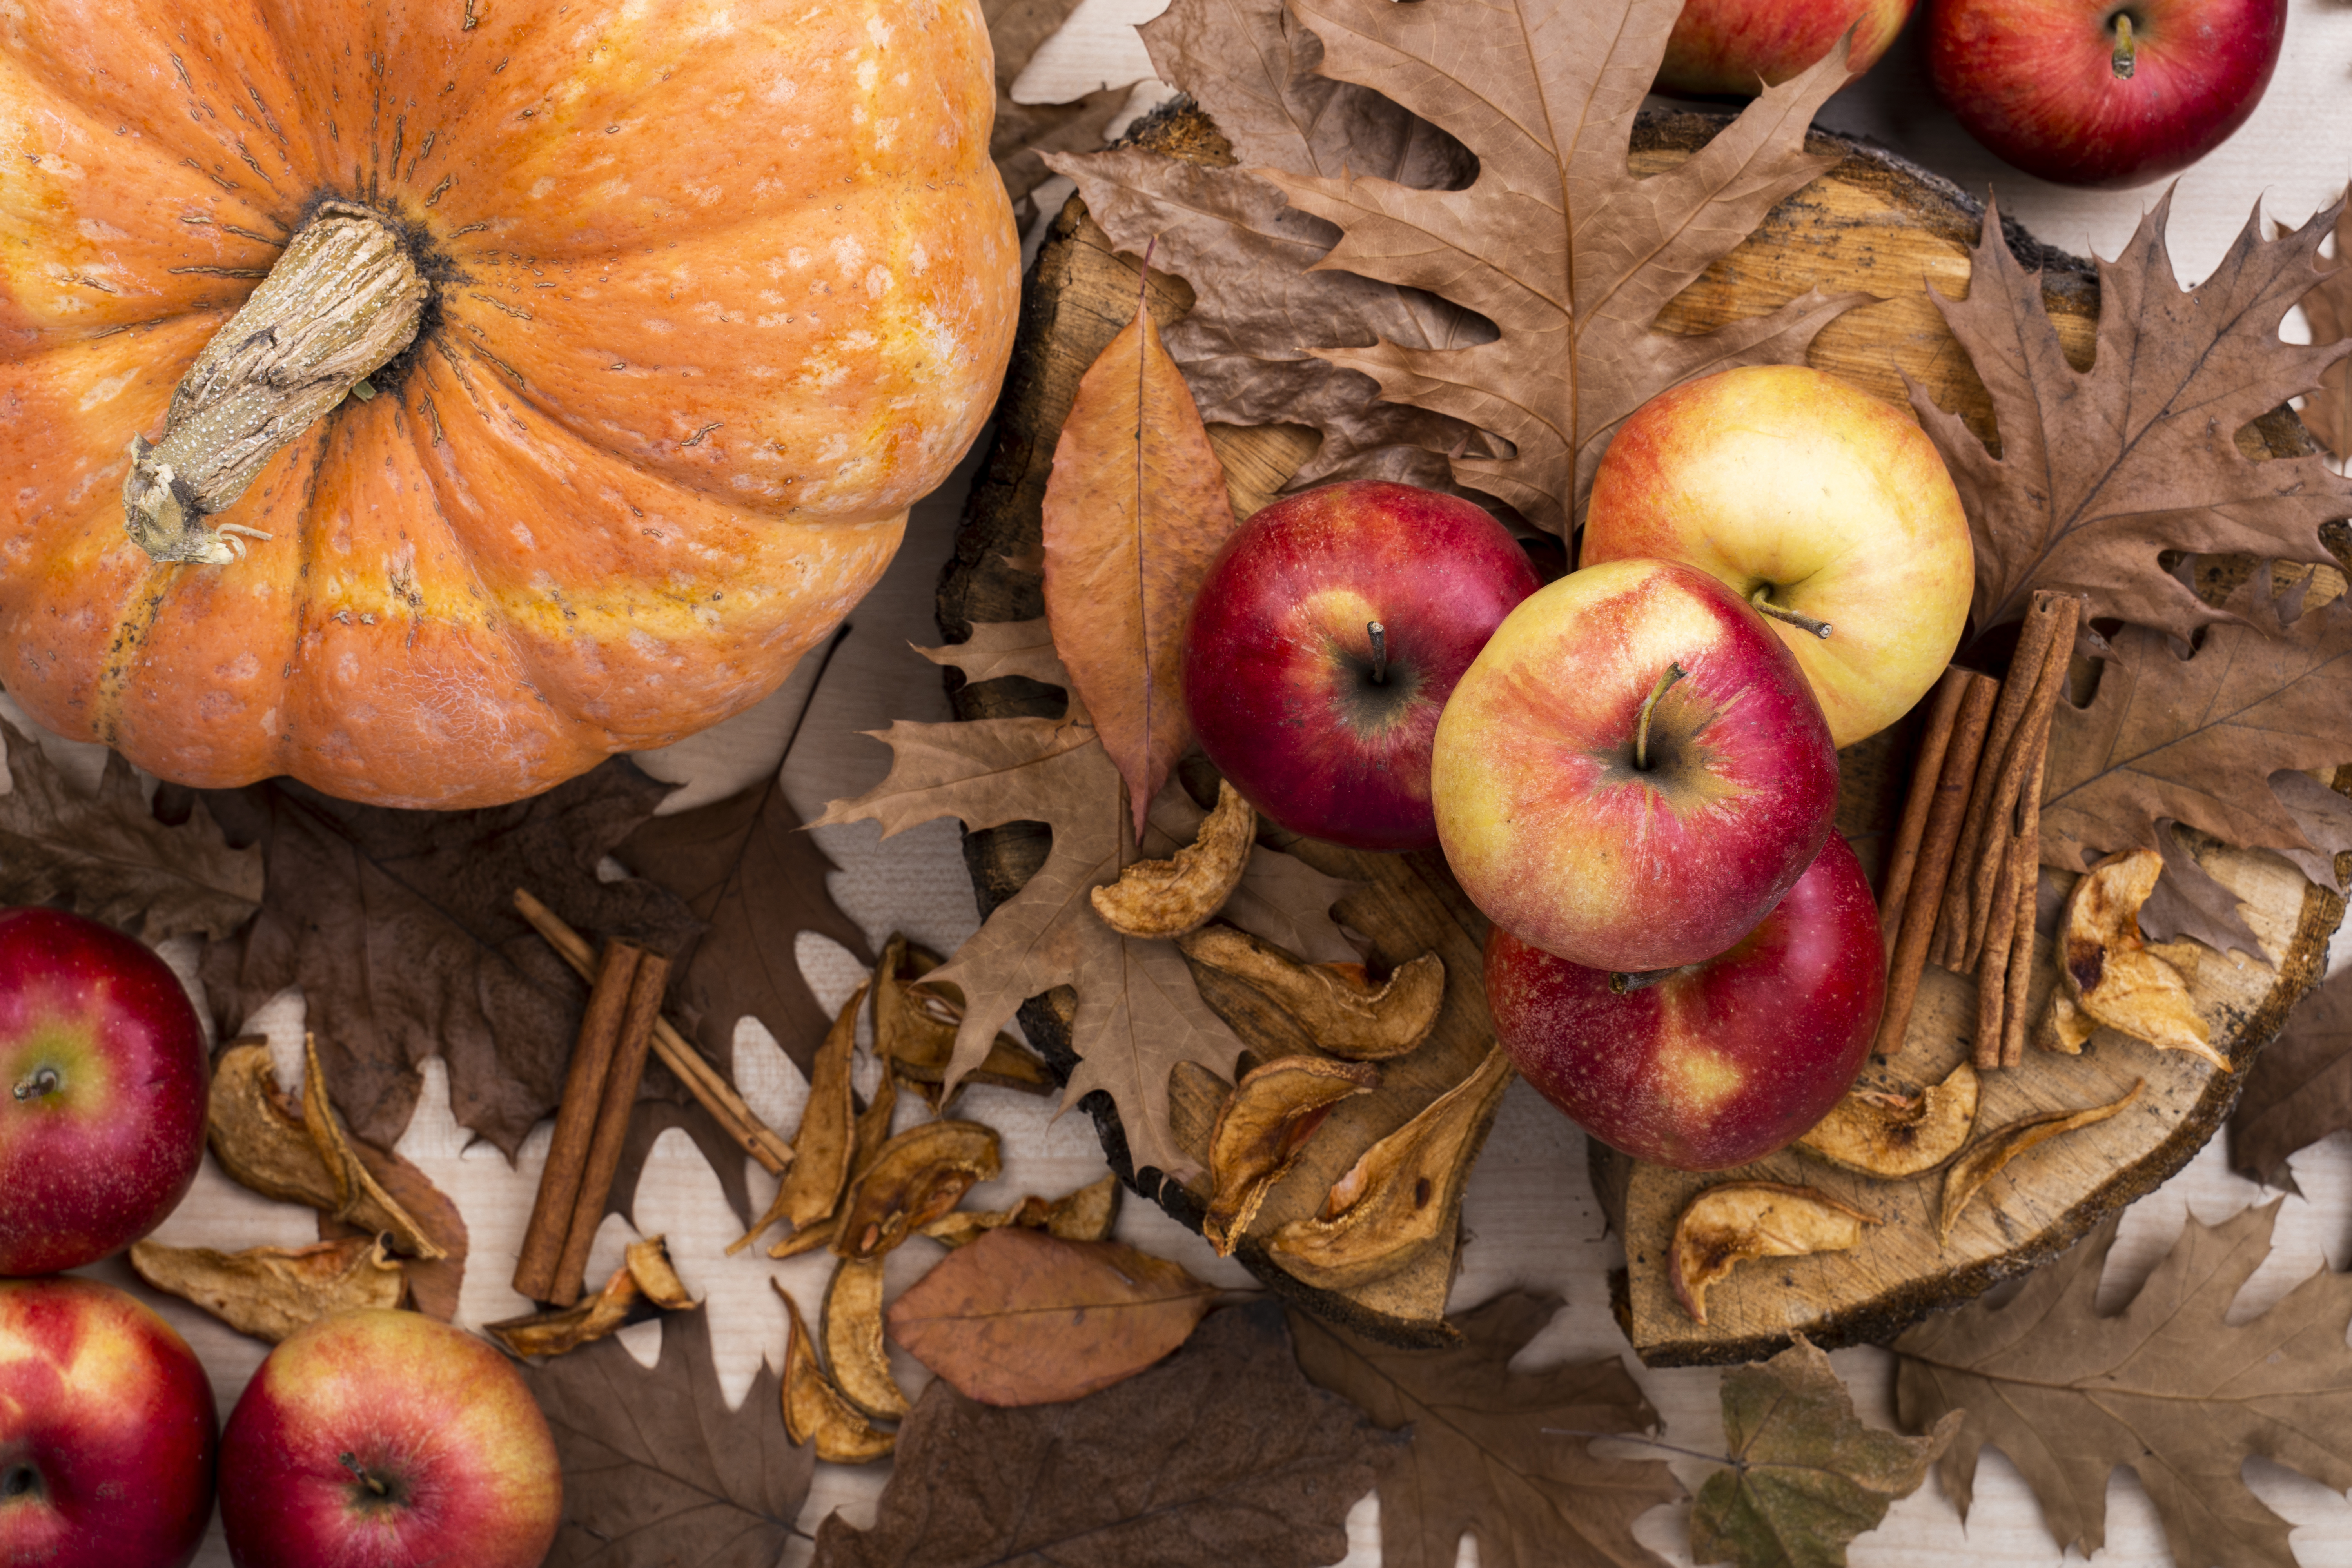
[
  {"left": 1609, "top": 967, "right": 1682, "bottom": 995},
  {"left": 2110, "top": 11, "right": 2136, "bottom": 77},
  {"left": 1633, "top": 662, "right": 1687, "bottom": 772},
  {"left": 9, "top": 1067, "right": 58, "bottom": 1102},
  {"left": 339, "top": 1453, "right": 389, "bottom": 1498},
  {"left": 1367, "top": 621, "right": 1388, "bottom": 685},
  {"left": 1749, "top": 585, "right": 1833, "bottom": 639},
  {"left": 1, "top": 1464, "right": 40, "bottom": 1502}
]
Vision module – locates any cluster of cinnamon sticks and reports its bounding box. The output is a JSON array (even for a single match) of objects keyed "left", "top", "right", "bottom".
[{"left": 1873, "top": 589, "right": 2083, "bottom": 1071}]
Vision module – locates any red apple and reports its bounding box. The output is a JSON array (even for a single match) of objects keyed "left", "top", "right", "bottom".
[
  {"left": 220, "top": 1309, "right": 560, "bottom": 1568},
  {"left": 1183, "top": 481, "right": 1542, "bottom": 851},
  {"left": 1583, "top": 365, "right": 1974, "bottom": 749},
  {"left": 0, "top": 1275, "right": 218, "bottom": 1568},
  {"left": 1487, "top": 832, "right": 1885, "bottom": 1170},
  {"left": 1430, "top": 557, "right": 1838, "bottom": 973},
  {"left": 0, "top": 908, "right": 208, "bottom": 1276},
  {"left": 1657, "top": 0, "right": 1914, "bottom": 95},
  {"left": 1927, "top": 0, "right": 2286, "bottom": 187}
]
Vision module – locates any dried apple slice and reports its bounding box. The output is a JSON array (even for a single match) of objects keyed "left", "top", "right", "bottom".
[
  {"left": 1089, "top": 779, "right": 1254, "bottom": 939},
  {"left": 1177, "top": 923, "right": 1445, "bottom": 1061},
  {"left": 1938, "top": 1080, "right": 2145, "bottom": 1244},
  {"left": 624, "top": 1234, "right": 695, "bottom": 1310},
  {"left": 1201, "top": 1056, "right": 1379, "bottom": 1255},
  {"left": 1795, "top": 1062, "right": 1980, "bottom": 1179},
  {"left": 777, "top": 1281, "right": 895, "bottom": 1463},
  {"left": 1267, "top": 1041, "right": 1513, "bottom": 1291},
  {"left": 485, "top": 1263, "right": 644, "bottom": 1358},
  {"left": 873, "top": 933, "right": 1054, "bottom": 1095},
  {"left": 128, "top": 1235, "right": 404, "bottom": 1344},
  {"left": 731, "top": 985, "right": 866, "bottom": 1255},
  {"left": 918, "top": 1172, "right": 1125, "bottom": 1249},
  {"left": 1668, "top": 1183, "right": 1879, "bottom": 1325},
  {"left": 830, "top": 1120, "right": 1004, "bottom": 1261},
  {"left": 2043, "top": 849, "right": 2225, "bottom": 1070},
  {"left": 823, "top": 1256, "right": 910, "bottom": 1420}
]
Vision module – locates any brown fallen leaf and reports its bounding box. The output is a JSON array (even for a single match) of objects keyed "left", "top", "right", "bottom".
[
  {"left": 2230, "top": 964, "right": 2352, "bottom": 1187},
  {"left": 1896, "top": 1201, "right": 2352, "bottom": 1568},
  {"left": 1268, "top": 1040, "right": 1512, "bottom": 1292},
  {"left": 918, "top": 1171, "right": 1124, "bottom": 1249},
  {"left": 1912, "top": 192, "right": 2352, "bottom": 638},
  {"left": 1670, "top": 1183, "right": 1879, "bottom": 1326},
  {"left": 1178, "top": 923, "right": 1445, "bottom": 1060},
  {"left": 818, "top": 1299, "right": 1397, "bottom": 1567},
  {"left": 984, "top": 0, "right": 1133, "bottom": 225},
  {"left": 2298, "top": 198, "right": 2352, "bottom": 459},
  {"left": 778, "top": 1282, "right": 897, "bottom": 1463},
  {"left": 2046, "top": 850, "right": 2221, "bottom": 1069},
  {"left": 524, "top": 1307, "right": 809, "bottom": 1568},
  {"left": 824, "top": 1256, "right": 909, "bottom": 1421},
  {"left": 1796, "top": 1062, "right": 1981, "bottom": 1180},
  {"left": 1041, "top": 266, "right": 1240, "bottom": 836},
  {"left": 887, "top": 1227, "right": 1218, "bottom": 1406},
  {"left": 0, "top": 719, "right": 261, "bottom": 943},
  {"left": 1089, "top": 778, "right": 1255, "bottom": 938},
  {"left": 2135, "top": 819, "right": 2267, "bottom": 961},
  {"left": 1694, "top": 1337, "right": 1960, "bottom": 1568},
  {"left": 734, "top": 985, "right": 866, "bottom": 1254},
  {"left": 127, "top": 1235, "right": 403, "bottom": 1345},
  {"left": 874, "top": 933, "right": 1054, "bottom": 1097},
  {"left": 831, "top": 1119, "right": 1004, "bottom": 1262},
  {"left": 1203, "top": 1055, "right": 1379, "bottom": 1255},
  {"left": 1289, "top": 1292, "right": 1681, "bottom": 1568},
  {"left": 1938, "top": 1080, "right": 2145, "bottom": 1244}
]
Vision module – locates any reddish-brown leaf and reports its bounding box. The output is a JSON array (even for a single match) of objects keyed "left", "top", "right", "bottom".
[
  {"left": 2231, "top": 964, "right": 2352, "bottom": 1187},
  {"left": 887, "top": 1226, "right": 1219, "bottom": 1405},
  {"left": 1042, "top": 283, "right": 1240, "bottom": 836}
]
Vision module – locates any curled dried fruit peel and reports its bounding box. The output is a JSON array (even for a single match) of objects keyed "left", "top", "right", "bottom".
[
  {"left": 128, "top": 1236, "right": 404, "bottom": 1345},
  {"left": 1089, "top": 778, "right": 1254, "bottom": 939},
  {"left": 777, "top": 1280, "right": 896, "bottom": 1463},
  {"left": 484, "top": 1236, "right": 697, "bottom": 1358},
  {"left": 873, "top": 932, "right": 1053, "bottom": 1095},
  {"left": 918, "top": 1172, "right": 1123, "bottom": 1249},
  {"left": 824, "top": 1255, "right": 911, "bottom": 1420},
  {"left": 1178, "top": 924, "right": 1445, "bottom": 1061},
  {"left": 1938, "top": 1080, "right": 2145, "bottom": 1245},
  {"left": 1796, "top": 1061, "right": 1980, "bottom": 1180},
  {"left": 1669, "top": 1183, "right": 1879, "bottom": 1326},
  {"left": 1201, "top": 1056, "right": 1379, "bottom": 1255},
  {"left": 2042, "top": 849, "right": 2224, "bottom": 1071},
  {"left": 731, "top": 984, "right": 867, "bottom": 1256},
  {"left": 829, "top": 1119, "right": 1004, "bottom": 1261},
  {"left": 1267, "top": 1040, "right": 1513, "bottom": 1292}
]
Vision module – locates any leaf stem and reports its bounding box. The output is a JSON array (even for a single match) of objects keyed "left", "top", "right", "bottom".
[{"left": 1633, "top": 663, "right": 1686, "bottom": 773}]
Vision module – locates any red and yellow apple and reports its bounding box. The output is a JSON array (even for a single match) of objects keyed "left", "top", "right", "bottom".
[
  {"left": 1657, "top": 0, "right": 1915, "bottom": 95},
  {"left": 0, "top": 908, "right": 209, "bottom": 1276},
  {"left": 1582, "top": 365, "right": 1973, "bottom": 750},
  {"left": 1487, "top": 832, "right": 1885, "bottom": 1169},
  {"left": 1430, "top": 557, "right": 1839, "bottom": 973},
  {"left": 1184, "top": 481, "right": 1542, "bottom": 851},
  {"left": 219, "top": 1309, "right": 561, "bottom": 1568},
  {"left": 0, "top": 1276, "right": 218, "bottom": 1568}
]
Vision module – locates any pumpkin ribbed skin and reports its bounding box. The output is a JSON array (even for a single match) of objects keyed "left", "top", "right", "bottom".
[{"left": 0, "top": 0, "right": 1016, "bottom": 806}]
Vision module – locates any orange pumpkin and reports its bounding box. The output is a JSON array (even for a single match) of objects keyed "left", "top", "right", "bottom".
[{"left": 0, "top": 0, "right": 1016, "bottom": 806}]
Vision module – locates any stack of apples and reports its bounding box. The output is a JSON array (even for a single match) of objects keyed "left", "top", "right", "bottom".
[{"left": 1185, "top": 366, "right": 1975, "bottom": 1171}]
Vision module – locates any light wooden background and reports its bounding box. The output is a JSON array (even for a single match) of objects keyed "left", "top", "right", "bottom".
[{"left": 35, "top": 1, "right": 2352, "bottom": 1563}]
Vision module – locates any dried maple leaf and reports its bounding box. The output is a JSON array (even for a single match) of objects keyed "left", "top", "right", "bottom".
[
  {"left": 198, "top": 760, "right": 701, "bottom": 1158},
  {"left": 1694, "top": 1337, "right": 1957, "bottom": 1568},
  {"left": 1042, "top": 277, "right": 1239, "bottom": 834},
  {"left": 1048, "top": 0, "right": 1496, "bottom": 495},
  {"left": 0, "top": 719, "right": 260, "bottom": 943},
  {"left": 1910, "top": 191, "right": 2352, "bottom": 637},
  {"left": 1253, "top": 0, "right": 1867, "bottom": 535},
  {"left": 2040, "top": 566, "right": 2352, "bottom": 878},
  {"left": 1289, "top": 1291, "right": 1680, "bottom": 1568},
  {"left": 815, "top": 629, "right": 1355, "bottom": 1179},
  {"left": 2296, "top": 198, "right": 2352, "bottom": 460},
  {"left": 2231, "top": 964, "right": 2352, "bottom": 1188},
  {"left": 523, "top": 1308, "right": 811, "bottom": 1568},
  {"left": 1894, "top": 1202, "right": 2352, "bottom": 1568},
  {"left": 814, "top": 1299, "right": 1397, "bottom": 1568}
]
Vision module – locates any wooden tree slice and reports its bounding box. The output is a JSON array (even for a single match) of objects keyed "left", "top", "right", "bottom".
[{"left": 937, "top": 102, "right": 2342, "bottom": 1352}]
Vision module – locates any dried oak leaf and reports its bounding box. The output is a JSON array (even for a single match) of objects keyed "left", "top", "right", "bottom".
[
  {"left": 2232, "top": 964, "right": 2352, "bottom": 1187},
  {"left": 522, "top": 1307, "right": 810, "bottom": 1568},
  {"left": 815, "top": 1299, "right": 1397, "bottom": 1568},
  {"left": 1261, "top": 0, "right": 1868, "bottom": 535},
  {"left": 1290, "top": 1291, "right": 1679, "bottom": 1568},
  {"left": 1693, "top": 1337, "right": 1958, "bottom": 1568},
  {"left": 1894, "top": 1201, "right": 2352, "bottom": 1568},
  {"left": 1047, "top": 0, "right": 1497, "bottom": 496},
  {"left": 2293, "top": 198, "right": 2351, "bottom": 460},
  {"left": 0, "top": 719, "right": 260, "bottom": 942},
  {"left": 815, "top": 628, "right": 1356, "bottom": 1178},
  {"left": 1910, "top": 191, "right": 2352, "bottom": 637},
  {"left": 198, "top": 759, "right": 701, "bottom": 1158},
  {"left": 985, "top": 0, "right": 1132, "bottom": 223}
]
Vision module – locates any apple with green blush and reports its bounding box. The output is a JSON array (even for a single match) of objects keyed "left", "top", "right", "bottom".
[{"left": 0, "top": 907, "right": 209, "bottom": 1276}]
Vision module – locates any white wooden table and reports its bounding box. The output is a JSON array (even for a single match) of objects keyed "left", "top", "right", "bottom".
[{"left": 47, "top": 1, "right": 2352, "bottom": 1563}]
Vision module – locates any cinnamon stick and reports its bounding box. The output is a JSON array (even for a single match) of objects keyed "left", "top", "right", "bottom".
[
  {"left": 1936, "top": 593, "right": 2070, "bottom": 969},
  {"left": 1971, "top": 840, "right": 2020, "bottom": 1070},
  {"left": 512, "top": 889, "right": 793, "bottom": 1175},
  {"left": 1873, "top": 671, "right": 2000, "bottom": 1059},
  {"left": 512, "top": 939, "right": 642, "bottom": 1303},
  {"left": 2000, "top": 846, "right": 2040, "bottom": 1068},
  {"left": 1879, "top": 667, "right": 1972, "bottom": 958},
  {"left": 548, "top": 949, "right": 674, "bottom": 1307},
  {"left": 1958, "top": 592, "right": 2080, "bottom": 970}
]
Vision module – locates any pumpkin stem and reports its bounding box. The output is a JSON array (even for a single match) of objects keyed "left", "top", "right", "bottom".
[{"left": 122, "top": 202, "right": 426, "bottom": 566}]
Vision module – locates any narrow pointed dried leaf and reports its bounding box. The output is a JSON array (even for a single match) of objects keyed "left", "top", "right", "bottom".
[
  {"left": 1910, "top": 192, "right": 2352, "bottom": 636},
  {"left": 128, "top": 1236, "right": 403, "bottom": 1345},
  {"left": 1896, "top": 1202, "right": 2352, "bottom": 1568},
  {"left": 1290, "top": 1291, "right": 1679, "bottom": 1568},
  {"left": 1938, "top": 1080, "right": 2144, "bottom": 1244},
  {"left": 1693, "top": 1337, "right": 1959, "bottom": 1568},
  {"left": 1041, "top": 281, "right": 1240, "bottom": 835},
  {"left": 2231, "top": 964, "right": 2352, "bottom": 1186},
  {"left": 886, "top": 1227, "right": 1218, "bottom": 1406}
]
